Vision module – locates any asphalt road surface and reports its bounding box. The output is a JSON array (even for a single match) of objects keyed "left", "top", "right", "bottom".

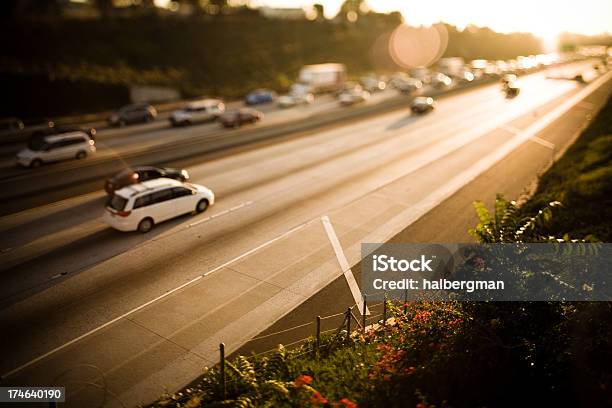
[{"left": 0, "top": 61, "right": 609, "bottom": 407}]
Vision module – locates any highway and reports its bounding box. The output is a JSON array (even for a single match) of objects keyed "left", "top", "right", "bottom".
[
  {"left": 0, "top": 63, "right": 578, "bottom": 214},
  {"left": 0, "top": 60, "right": 609, "bottom": 407},
  {"left": 0, "top": 88, "right": 403, "bottom": 212}
]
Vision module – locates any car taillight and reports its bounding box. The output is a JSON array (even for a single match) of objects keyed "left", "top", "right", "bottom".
[{"left": 108, "top": 207, "right": 131, "bottom": 217}]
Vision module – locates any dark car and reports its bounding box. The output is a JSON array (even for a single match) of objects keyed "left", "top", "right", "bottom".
[
  {"left": 108, "top": 103, "right": 157, "bottom": 127},
  {"left": 0, "top": 117, "right": 25, "bottom": 138},
  {"left": 1, "top": 118, "right": 54, "bottom": 144},
  {"left": 504, "top": 82, "right": 520, "bottom": 98},
  {"left": 104, "top": 166, "right": 190, "bottom": 195},
  {"left": 219, "top": 109, "right": 263, "bottom": 128},
  {"left": 410, "top": 96, "right": 436, "bottom": 114},
  {"left": 245, "top": 89, "right": 277, "bottom": 105}
]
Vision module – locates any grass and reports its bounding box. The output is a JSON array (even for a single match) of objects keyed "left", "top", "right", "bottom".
[{"left": 520, "top": 95, "right": 612, "bottom": 241}]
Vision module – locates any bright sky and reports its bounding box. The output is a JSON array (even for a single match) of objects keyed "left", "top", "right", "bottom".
[{"left": 247, "top": 0, "right": 612, "bottom": 36}]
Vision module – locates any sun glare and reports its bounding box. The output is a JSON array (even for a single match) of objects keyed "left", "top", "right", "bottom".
[{"left": 540, "top": 31, "right": 560, "bottom": 53}]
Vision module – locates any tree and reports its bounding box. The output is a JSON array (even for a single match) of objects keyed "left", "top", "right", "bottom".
[
  {"left": 337, "top": 0, "right": 367, "bottom": 22},
  {"left": 339, "top": 0, "right": 365, "bottom": 15},
  {"left": 313, "top": 3, "right": 324, "bottom": 20},
  {"left": 209, "top": 0, "right": 228, "bottom": 7}
]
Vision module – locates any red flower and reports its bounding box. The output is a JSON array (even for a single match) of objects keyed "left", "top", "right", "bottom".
[
  {"left": 340, "top": 397, "right": 358, "bottom": 408},
  {"left": 294, "top": 374, "right": 313, "bottom": 388},
  {"left": 404, "top": 366, "right": 416, "bottom": 375},
  {"left": 311, "top": 391, "right": 328, "bottom": 406},
  {"left": 416, "top": 403, "right": 427, "bottom": 408}
]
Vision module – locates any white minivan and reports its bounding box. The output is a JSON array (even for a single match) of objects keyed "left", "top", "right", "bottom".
[
  {"left": 103, "top": 178, "right": 215, "bottom": 233},
  {"left": 16, "top": 132, "right": 96, "bottom": 168},
  {"left": 169, "top": 99, "right": 225, "bottom": 127}
]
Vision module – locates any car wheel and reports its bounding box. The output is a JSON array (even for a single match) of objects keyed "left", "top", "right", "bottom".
[
  {"left": 196, "top": 199, "right": 209, "bottom": 213},
  {"left": 75, "top": 150, "right": 87, "bottom": 159},
  {"left": 30, "top": 159, "right": 43, "bottom": 168},
  {"left": 137, "top": 217, "right": 154, "bottom": 233}
]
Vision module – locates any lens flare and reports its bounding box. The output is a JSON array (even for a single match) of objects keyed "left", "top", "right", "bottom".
[{"left": 389, "top": 24, "right": 448, "bottom": 68}]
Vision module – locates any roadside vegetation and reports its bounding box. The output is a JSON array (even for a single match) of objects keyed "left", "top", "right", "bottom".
[
  {"left": 148, "top": 97, "right": 612, "bottom": 407},
  {"left": 518, "top": 96, "right": 612, "bottom": 242}
]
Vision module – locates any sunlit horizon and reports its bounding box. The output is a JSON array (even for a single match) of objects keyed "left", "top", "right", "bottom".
[{"left": 236, "top": 0, "right": 611, "bottom": 37}]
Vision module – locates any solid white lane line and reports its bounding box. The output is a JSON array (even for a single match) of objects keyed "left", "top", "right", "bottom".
[
  {"left": 321, "top": 215, "right": 369, "bottom": 316},
  {"left": 1, "top": 217, "right": 314, "bottom": 379}
]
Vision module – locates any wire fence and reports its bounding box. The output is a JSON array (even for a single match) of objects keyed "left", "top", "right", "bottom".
[{"left": 215, "top": 291, "right": 396, "bottom": 398}]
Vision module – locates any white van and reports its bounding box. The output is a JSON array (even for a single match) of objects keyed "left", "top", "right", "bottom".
[
  {"left": 169, "top": 99, "right": 225, "bottom": 127},
  {"left": 16, "top": 132, "right": 96, "bottom": 168},
  {"left": 103, "top": 178, "right": 215, "bottom": 233}
]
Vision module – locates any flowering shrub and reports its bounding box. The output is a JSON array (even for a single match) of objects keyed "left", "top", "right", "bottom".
[
  {"left": 148, "top": 300, "right": 471, "bottom": 408},
  {"left": 149, "top": 294, "right": 611, "bottom": 408}
]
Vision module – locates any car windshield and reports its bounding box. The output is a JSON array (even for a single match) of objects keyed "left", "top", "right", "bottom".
[{"left": 109, "top": 195, "right": 128, "bottom": 211}]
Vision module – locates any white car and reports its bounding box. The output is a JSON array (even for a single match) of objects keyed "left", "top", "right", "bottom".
[
  {"left": 16, "top": 132, "right": 96, "bottom": 168},
  {"left": 169, "top": 99, "right": 225, "bottom": 127},
  {"left": 277, "top": 93, "right": 314, "bottom": 108},
  {"left": 103, "top": 178, "right": 215, "bottom": 233}
]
